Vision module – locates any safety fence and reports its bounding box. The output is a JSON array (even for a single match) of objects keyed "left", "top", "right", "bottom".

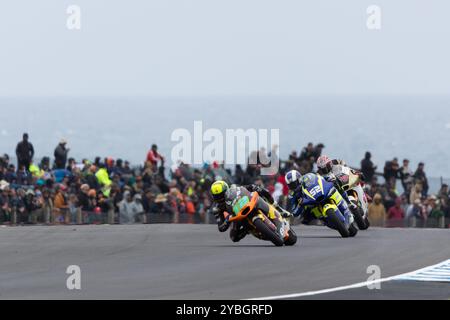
[
  {"left": 0, "top": 205, "right": 217, "bottom": 226},
  {"left": 0, "top": 206, "right": 448, "bottom": 228},
  {"left": 358, "top": 217, "right": 449, "bottom": 229}
]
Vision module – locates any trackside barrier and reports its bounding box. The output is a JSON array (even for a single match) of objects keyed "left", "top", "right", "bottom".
[{"left": 0, "top": 208, "right": 448, "bottom": 228}]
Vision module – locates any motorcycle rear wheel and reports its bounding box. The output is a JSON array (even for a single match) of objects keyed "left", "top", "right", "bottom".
[
  {"left": 253, "top": 218, "right": 284, "bottom": 247},
  {"left": 363, "top": 217, "right": 371, "bottom": 229}
]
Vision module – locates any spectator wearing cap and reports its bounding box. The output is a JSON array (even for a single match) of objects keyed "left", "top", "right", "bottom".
[
  {"left": 54, "top": 139, "right": 70, "bottom": 169},
  {"left": 15, "top": 133, "right": 34, "bottom": 170},
  {"left": 153, "top": 193, "right": 174, "bottom": 214},
  {"left": 426, "top": 195, "right": 444, "bottom": 220}
]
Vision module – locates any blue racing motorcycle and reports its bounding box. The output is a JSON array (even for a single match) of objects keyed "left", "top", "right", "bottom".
[{"left": 297, "top": 173, "right": 358, "bottom": 238}]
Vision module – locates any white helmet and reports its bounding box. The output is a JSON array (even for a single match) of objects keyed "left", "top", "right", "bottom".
[{"left": 285, "top": 170, "right": 302, "bottom": 190}]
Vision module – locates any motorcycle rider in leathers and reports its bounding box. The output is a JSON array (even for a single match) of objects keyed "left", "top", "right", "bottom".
[{"left": 210, "top": 180, "right": 288, "bottom": 242}]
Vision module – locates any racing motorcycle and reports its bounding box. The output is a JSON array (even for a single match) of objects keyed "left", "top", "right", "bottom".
[
  {"left": 299, "top": 173, "right": 358, "bottom": 238},
  {"left": 330, "top": 165, "right": 370, "bottom": 230},
  {"left": 225, "top": 185, "right": 297, "bottom": 247}
]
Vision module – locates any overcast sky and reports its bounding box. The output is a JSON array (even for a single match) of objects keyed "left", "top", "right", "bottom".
[{"left": 0, "top": 0, "right": 449, "bottom": 96}]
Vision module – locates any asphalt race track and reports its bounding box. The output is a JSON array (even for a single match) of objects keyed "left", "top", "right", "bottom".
[{"left": 0, "top": 224, "right": 449, "bottom": 300}]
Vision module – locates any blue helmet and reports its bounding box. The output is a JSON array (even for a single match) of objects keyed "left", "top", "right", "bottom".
[{"left": 285, "top": 170, "right": 302, "bottom": 191}]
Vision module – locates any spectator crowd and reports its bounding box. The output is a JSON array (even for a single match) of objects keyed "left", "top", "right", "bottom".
[
  {"left": 360, "top": 153, "right": 449, "bottom": 227},
  {"left": 0, "top": 134, "right": 449, "bottom": 228}
]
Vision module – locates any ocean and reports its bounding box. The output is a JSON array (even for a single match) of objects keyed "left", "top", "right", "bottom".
[{"left": 0, "top": 96, "right": 449, "bottom": 191}]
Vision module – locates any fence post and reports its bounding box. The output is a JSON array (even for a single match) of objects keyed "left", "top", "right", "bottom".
[
  {"left": 76, "top": 207, "right": 82, "bottom": 224},
  {"left": 108, "top": 207, "right": 115, "bottom": 224},
  {"left": 11, "top": 207, "right": 17, "bottom": 225},
  {"left": 44, "top": 204, "right": 50, "bottom": 224},
  {"left": 439, "top": 216, "right": 445, "bottom": 228},
  {"left": 64, "top": 209, "right": 70, "bottom": 224},
  {"left": 409, "top": 216, "right": 417, "bottom": 228},
  {"left": 30, "top": 210, "right": 38, "bottom": 224}
]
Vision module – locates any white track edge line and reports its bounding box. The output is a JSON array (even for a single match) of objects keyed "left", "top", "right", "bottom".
[{"left": 246, "top": 259, "right": 450, "bottom": 300}]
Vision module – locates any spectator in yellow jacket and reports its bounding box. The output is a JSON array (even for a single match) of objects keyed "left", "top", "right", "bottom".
[{"left": 368, "top": 193, "right": 386, "bottom": 227}]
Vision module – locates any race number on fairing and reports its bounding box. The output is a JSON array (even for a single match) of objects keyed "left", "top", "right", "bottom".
[{"left": 309, "top": 186, "right": 322, "bottom": 197}]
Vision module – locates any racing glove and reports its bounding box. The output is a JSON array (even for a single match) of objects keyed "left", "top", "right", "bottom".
[
  {"left": 218, "top": 216, "right": 231, "bottom": 232},
  {"left": 212, "top": 207, "right": 228, "bottom": 231}
]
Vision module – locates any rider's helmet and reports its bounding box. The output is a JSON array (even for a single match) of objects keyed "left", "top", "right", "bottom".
[
  {"left": 316, "top": 155, "right": 333, "bottom": 175},
  {"left": 285, "top": 170, "right": 302, "bottom": 191},
  {"left": 210, "top": 180, "right": 230, "bottom": 202}
]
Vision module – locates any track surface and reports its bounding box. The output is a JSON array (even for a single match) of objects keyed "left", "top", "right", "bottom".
[{"left": 0, "top": 224, "right": 448, "bottom": 300}]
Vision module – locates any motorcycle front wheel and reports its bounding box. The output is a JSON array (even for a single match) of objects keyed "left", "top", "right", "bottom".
[
  {"left": 348, "top": 223, "right": 358, "bottom": 237},
  {"left": 284, "top": 228, "right": 298, "bottom": 246},
  {"left": 325, "top": 209, "right": 350, "bottom": 238},
  {"left": 253, "top": 218, "right": 284, "bottom": 247},
  {"left": 353, "top": 207, "right": 369, "bottom": 230}
]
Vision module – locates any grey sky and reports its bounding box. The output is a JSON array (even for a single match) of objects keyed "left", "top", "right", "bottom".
[{"left": 0, "top": 0, "right": 449, "bottom": 96}]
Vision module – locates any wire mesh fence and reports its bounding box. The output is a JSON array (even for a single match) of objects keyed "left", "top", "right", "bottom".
[
  {"left": 0, "top": 206, "right": 217, "bottom": 226},
  {"left": 1, "top": 207, "right": 448, "bottom": 228}
]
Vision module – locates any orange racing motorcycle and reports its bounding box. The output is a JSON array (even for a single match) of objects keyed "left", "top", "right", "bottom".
[{"left": 224, "top": 185, "right": 297, "bottom": 247}]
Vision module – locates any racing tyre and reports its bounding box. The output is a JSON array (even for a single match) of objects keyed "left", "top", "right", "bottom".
[
  {"left": 326, "top": 209, "right": 350, "bottom": 238},
  {"left": 363, "top": 217, "right": 371, "bottom": 229},
  {"left": 353, "top": 207, "right": 369, "bottom": 230},
  {"left": 253, "top": 218, "right": 284, "bottom": 247},
  {"left": 348, "top": 223, "right": 358, "bottom": 237},
  {"left": 284, "top": 229, "right": 298, "bottom": 246}
]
